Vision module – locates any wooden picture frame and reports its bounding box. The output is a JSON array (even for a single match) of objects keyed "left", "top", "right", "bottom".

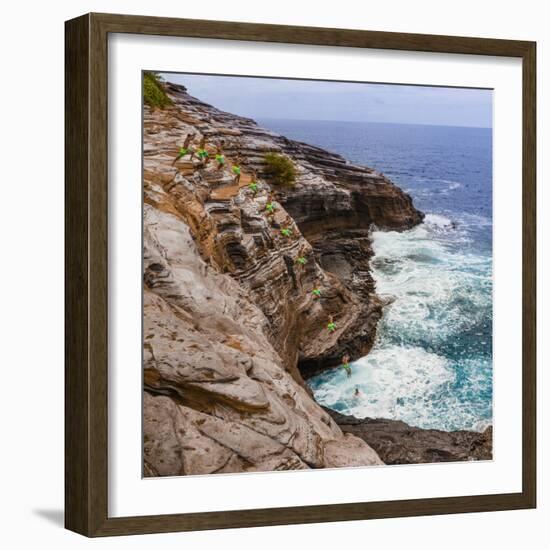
[{"left": 65, "top": 12, "right": 536, "bottom": 537}]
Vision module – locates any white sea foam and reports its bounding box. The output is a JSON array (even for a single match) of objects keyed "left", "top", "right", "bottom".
[
  {"left": 311, "top": 344, "right": 492, "bottom": 431},
  {"left": 446, "top": 181, "right": 462, "bottom": 190},
  {"left": 371, "top": 223, "right": 492, "bottom": 344},
  {"left": 405, "top": 178, "right": 462, "bottom": 197},
  {"left": 312, "top": 346, "right": 454, "bottom": 427},
  {"left": 439, "top": 179, "right": 463, "bottom": 192},
  {"left": 309, "top": 216, "right": 493, "bottom": 431},
  {"left": 424, "top": 213, "right": 452, "bottom": 227}
]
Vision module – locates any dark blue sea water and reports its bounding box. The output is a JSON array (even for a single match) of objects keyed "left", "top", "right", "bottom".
[{"left": 260, "top": 119, "right": 493, "bottom": 432}]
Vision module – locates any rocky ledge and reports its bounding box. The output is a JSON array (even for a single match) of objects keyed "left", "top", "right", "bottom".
[
  {"left": 142, "top": 80, "right": 489, "bottom": 477},
  {"left": 326, "top": 409, "right": 493, "bottom": 465}
]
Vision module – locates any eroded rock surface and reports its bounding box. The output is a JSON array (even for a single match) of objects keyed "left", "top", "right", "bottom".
[
  {"left": 143, "top": 206, "right": 382, "bottom": 475},
  {"left": 327, "top": 409, "right": 493, "bottom": 465},
  {"left": 142, "top": 82, "right": 423, "bottom": 476}
]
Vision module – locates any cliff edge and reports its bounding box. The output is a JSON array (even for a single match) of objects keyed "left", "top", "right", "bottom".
[{"left": 143, "top": 81, "right": 436, "bottom": 476}]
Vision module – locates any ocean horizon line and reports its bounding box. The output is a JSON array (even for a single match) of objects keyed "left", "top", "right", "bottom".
[{"left": 257, "top": 117, "right": 492, "bottom": 131}]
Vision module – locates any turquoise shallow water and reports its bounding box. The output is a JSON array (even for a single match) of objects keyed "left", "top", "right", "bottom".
[{"left": 261, "top": 119, "right": 493, "bottom": 431}]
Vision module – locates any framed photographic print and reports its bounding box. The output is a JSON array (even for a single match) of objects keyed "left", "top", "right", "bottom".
[{"left": 65, "top": 13, "right": 536, "bottom": 537}]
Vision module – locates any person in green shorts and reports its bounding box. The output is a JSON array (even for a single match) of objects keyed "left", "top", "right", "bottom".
[
  {"left": 248, "top": 171, "right": 259, "bottom": 194},
  {"left": 312, "top": 284, "right": 322, "bottom": 299},
  {"left": 196, "top": 136, "right": 209, "bottom": 165},
  {"left": 341, "top": 353, "right": 352, "bottom": 377},
  {"left": 281, "top": 227, "right": 292, "bottom": 238},
  {"left": 172, "top": 133, "right": 195, "bottom": 165},
  {"left": 296, "top": 255, "right": 307, "bottom": 266},
  {"left": 215, "top": 142, "right": 226, "bottom": 170},
  {"left": 265, "top": 194, "right": 277, "bottom": 214},
  {"left": 232, "top": 154, "right": 243, "bottom": 184},
  {"left": 327, "top": 315, "right": 337, "bottom": 333}
]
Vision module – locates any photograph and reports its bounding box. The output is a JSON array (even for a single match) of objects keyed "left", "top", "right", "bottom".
[
  {"left": 0, "top": 0, "right": 542, "bottom": 544},
  {"left": 142, "top": 71, "right": 494, "bottom": 477}
]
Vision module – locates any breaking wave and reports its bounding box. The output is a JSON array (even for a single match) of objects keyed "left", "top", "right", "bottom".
[
  {"left": 262, "top": 119, "right": 494, "bottom": 433},
  {"left": 309, "top": 215, "right": 493, "bottom": 432}
]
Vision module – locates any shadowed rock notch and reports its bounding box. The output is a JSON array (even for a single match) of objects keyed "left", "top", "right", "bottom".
[{"left": 142, "top": 80, "right": 488, "bottom": 477}]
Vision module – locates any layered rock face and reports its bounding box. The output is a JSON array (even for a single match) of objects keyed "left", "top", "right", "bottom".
[
  {"left": 142, "top": 82, "right": 422, "bottom": 476},
  {"left": 159, "top": 82, "right": 424, "bottom": 378},
  {"left": 143, "top": 209, "right": 381, "bottom": 475}
]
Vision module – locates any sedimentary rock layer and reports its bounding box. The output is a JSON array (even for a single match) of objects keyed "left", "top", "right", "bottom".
[{"left": 142, "top": 80, "right": 462, "bottom": 477}]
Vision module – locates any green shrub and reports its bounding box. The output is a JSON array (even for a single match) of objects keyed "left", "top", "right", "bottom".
[
  {"left": 263, "top": 153, "right": 297, "bottom": 187},
  {"left": 143, "top": 72, "right": 172, "bottom": 109}
]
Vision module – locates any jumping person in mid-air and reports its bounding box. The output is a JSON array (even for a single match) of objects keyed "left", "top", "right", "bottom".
[
  {"left": 196, "top": 136, "right": 209, "bottom": 165},
  {"left": 327, "top": 315, "right": 337, "bottom": 333},
  {"left": 214, "top": 141, "right": 226, "bottom": 170},
  {"left": 173, "top": 133, "right": 195, "bottom": 165},
  {"left": 341, "top": 353, "right": 352, "bottom": 377}
]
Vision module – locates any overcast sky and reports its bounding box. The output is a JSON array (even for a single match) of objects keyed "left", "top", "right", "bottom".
[{"left": 159, "top": 73, "right": 492, "bottom": 129}]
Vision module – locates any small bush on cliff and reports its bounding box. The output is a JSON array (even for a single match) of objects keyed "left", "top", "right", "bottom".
[
  {"left": 143, "top": 72, "right": 172, "bottom": 109},
  {"left": 263, "top": 153, "right": 297, "bottom": 187}
]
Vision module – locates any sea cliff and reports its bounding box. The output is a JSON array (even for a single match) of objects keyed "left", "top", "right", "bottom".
[{"left": 143, "top": 80, "right": 488, "bottom": 477}]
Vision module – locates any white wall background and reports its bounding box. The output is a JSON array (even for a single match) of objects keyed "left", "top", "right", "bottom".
[{"left": 0, "top": 0, "right": 546, "bottom": 548}]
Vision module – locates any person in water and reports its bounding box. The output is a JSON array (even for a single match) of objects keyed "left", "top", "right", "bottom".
[
  {"left": 341, "top": 353, "right": 352, "bottom": 377},
  {"left": 327, "top": 315, "right": 337, "bottom": 333},
  {"left": 214, "top": 141, "right": 226, "bottom": 170},
  {"left": 232, "top": 154, "right": 243, "bottom": 184},
  {"left": 353, "top": 386, "right": 362, "bottom": 398},
  {"left": 196, "top": 136, "right": 209, "bottom": 165},
  {"left": 173, "top": 133, "right": 195, "bottom": 165}
]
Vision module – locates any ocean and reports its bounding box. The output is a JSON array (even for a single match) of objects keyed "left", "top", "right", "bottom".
[{"left": 259, "top": 119, "right": 493, "bottom": 432}]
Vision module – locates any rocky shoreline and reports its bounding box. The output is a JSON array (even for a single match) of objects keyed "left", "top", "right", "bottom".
[
  {"left": 142, "top": 79, "right": 491, "bottom": 476},
  {"left": 326, "top": 409, "right": 493, "bottom": 465}
]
